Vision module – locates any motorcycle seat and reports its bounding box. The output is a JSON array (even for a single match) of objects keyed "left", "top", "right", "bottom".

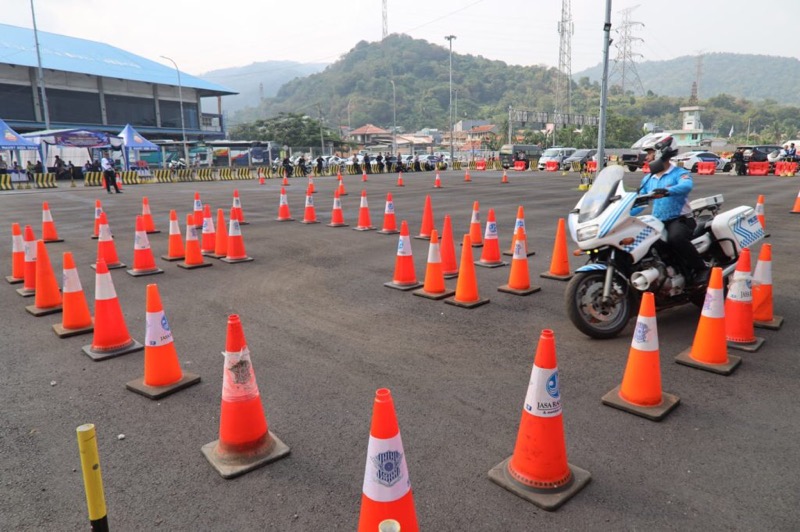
[{"left": 693, "top": 214, "right": 713, "bottom": 238}]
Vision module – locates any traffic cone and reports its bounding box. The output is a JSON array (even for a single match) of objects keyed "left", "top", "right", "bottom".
[
  {"left": 276, "top": 187, "right": 294, "bottom": 222},
  {"left": 540, "top": 218, "right": 572, "bottom": 281},
  {"left": 377, "top": 193, "right": 400, "bottom": 235},
  {"left": 141, "top": 197, "right": 160, "bottom": 234},
  {"left": 464, "top": 169, "right": 471, "bottom": 182},
  {"left": 337, "top": 173, "right": 348, "bottom": 196},
  {"left": 192, "top": 192, "right": 203, "bottom": 228},
  {"left": 41, "top": 202, "right": 63, "bottom": 243},
  {"left": 790, "top": 187, "right": 800, "bottom": 213},
  {"left": 282, "top": 173, "right": 290, "bottom": 186},
  {"left": 91, "top": 200, "right": 103, "bottom": 239},
  {"left": 161, "top": 210, "right": 185, "bottom": 261},
  {"left": 221, "top": 210, "right": 254, "bottom": 263},
  {"left": 467, "top": 202, "right": 483, "bottom": 247},
  {"left": 200, "top": 204, "right": 217, "bottom": 255},
  {"left": 354, "top": 190, "right": 376, "bottom": 231},
  {"left": 327, "top": 190, "right": 348, "bottom": 227},
  {"left": 308, "top": 175, "right": 316, "bottom": 194},
  {"left": 384, "top": 221, "right": 423, "bottom": 291},
  {"left": 178, "top": 214, "right": 212, "bottom": 270},
  {"left": 82, "top": 258, "right": 144, "bottom": 361},
  {"left": 201, "top": 314, "right": 290, "bottom": 478},
  {"left": 504, "top": 206, "right": 535, "bottom": 257},
  {"left": 675, "top": 267, "right": 742, "bottom": 375},
  {"left": 440, "top": 215, "right": 459, "bottom": 279},
  {"left": 6, "top": 223, "right": 24, "bottom": 284},
  {"left": 126, "top": 283, "right": 201, "bottom": 399},
  {"left": 25, "top": 240, "right": 63, "bottom": 316},
  {"left": 92, "top": 212, "right": 125, "bottom": 270},
  {"left": 433, "top": 171, "right": 442, "bottom": 188},
  {"left": 396, "top": 171, "right": 405, "bottom": 187},
  {"left": 752, "top": 243, "right": 783, "bottom": 329},
  {"left": 231, "top": 189, "right": 248, "bottom": 225},
  {"left": 211, "top": 209, "right": 229, "bottom": 259},
  {"left": 414, "top": 195, "right": 434, "bottom": 240},
  {"left": 357, "top": 388, "right": 418, "bottom": 532},
  {"left": 259, "top": 175, "right": 266, "bottom": 185},
  {"left": 127, "top": 216, "right": 164, "bottom": 277},
  {"left": 413, "top": 229, "right": 455, "bottom": 300},
  {"left": 501, "top": 169, "right": 509, "bottom": 184},
  {"left": 725, "top": 248, "right": 765, "bottom": 352},
  {"left": 475, "top": 208, "right": 507, "bottom": 268},
  {"left": 444, "top": 235, "right": 489, "bottom": 308},
  {"left": 362, "top": 170, "right": 368, "bottom": 182},
  {"left": 755, "top": 194, "right": 766, "bottom": 229},
  {"left": 499, "top": 234, "right": 541, "bottom": 296},
  {"left": 300, "top": 185, "right": 320, "bottom": 224},
  {"left": 53, "top": 252, "right": 93, "bottom": 338},
  {"left": 17, "top": 225, "right": 37, "bottom": 297},
  {"left": 602, "top": 292, "right": 680, "bottom": 421},
  {"left": 115, "top": 172, "right": 123, "bottom": 190},
  {"left": 488, "top": 329, "right": 591, "bottom": 511}
]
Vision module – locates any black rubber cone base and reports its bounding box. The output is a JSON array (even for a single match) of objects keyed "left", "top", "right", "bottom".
[
  {"left": 220, "top": 256, "right": 254, "bottom": 264},
  {"left": 443, "top": 272, "right": 459, "bottom": 279},
  {"left": 201, "top": 431, "right": 290, "bottom": 479},
  {"left": 53, "top": 321, "right": 94, "bottom": 338},
  {"left": 384, "top": 281, "right": 423, "bottom": 291},
  {"left": 160, "top": 255, "right": 184, "bottom": 262},
  {"left": 540, "top": 271, "right": 573, "bottom": 281},
  {"left": 488, "top": 456, "right": 591, "bottom": 511},
  {"left": 91, "top": 262, "right": 126, "bottom": 270},
  {"left": 25, "top": 303, "right": 62, "bottom": 317},
  {"left": 475, "top": 260, "right": 508, "bottom": 269},
  {"left": 503, "top": 250, "right": 535, "bottom": 257},
  {"left": 6, "top": 275, "right": 23, "bottom": 284},
  {"left": 353, "top": 226, "right": 376, "bottom": 231},
  {"left": 601, "top": 385, "right": 680, "bottom": 421},
  {"left": 377, "top": 229, "right": 400, "bottom": 235},
  {"left": 754, "top": 315, "right": 784, "bottom": 330},
  {"left": 177, "top": 261, "right": 213, "bottom": 270},
  {"left": 126, "top": 267, "right": 164, "bottom": 277},
  {"left": 444, "top": 295, "right": 490, "bottom": 309},
  {"left": 675, "top": 347, "right": 742, "bottom": 376},
  {"left": 43, "top": 238, "right": 64, "bottom": 244},
  {"left": 727, "top": 337, "right": 765, "bottom": 353},
  {"left": 82, "top": 339, "right": 144, "bottom": 361},
  {"left": 91, "top": 235, "right": 99, "bottom": 240},
  {"left": 146, "top": 230, "right": 161, "bottom": 235},
  {"left": 413, "top": 235, "right": 431, "bottom": 241},
  {"left": 276, "top": 217, "right": 295, "bottom": 222},
  {"left": 16, "top": 287, "right": 35, "bottom": 297},
  {"left": 126, "top": 372, "right": 201, "bottom": 400},
  {"left": 327, "top": 222, "right": 349, "bottom": 228},
  {"left": 498, "top": 284, "right": 541, "bottom": 296},
  {"left": 413, "top": 287, "right": 455, "bottom": 300}
]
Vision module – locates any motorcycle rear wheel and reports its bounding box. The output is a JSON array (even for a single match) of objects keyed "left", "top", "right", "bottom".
[{"left": 565, "top": 270, "right": 634, "bottom": 339}]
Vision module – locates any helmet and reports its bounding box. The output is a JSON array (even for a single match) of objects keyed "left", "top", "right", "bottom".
[{"left": 641, "top": 134, "right": 678, "bottom": 161}]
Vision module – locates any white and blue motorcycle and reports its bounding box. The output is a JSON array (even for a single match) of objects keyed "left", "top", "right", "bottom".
[{"left": 565, "top": 165, "right": 765, "bottom": 339}]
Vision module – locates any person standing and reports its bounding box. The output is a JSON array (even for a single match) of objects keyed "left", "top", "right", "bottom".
[
  {"left": 362, "top": 153, "right": 371, "bottom": 174},
  {"left": 376, "top": 153, "right": 384, "bottom": 173},
  {"left": 0, "top": 155, "right": 7, "bottom": 175},
  {"left": 101, "top": 154, "right": 121, "bottom": 193},
  {"left": 54, "top": 155, "right": 66, "bottom": 180}
]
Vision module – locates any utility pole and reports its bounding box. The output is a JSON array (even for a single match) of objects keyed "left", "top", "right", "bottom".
[
  {"left": 445, "top": 35, "right": 457, "bottom": 163},
  {"left": 30, "top": 0, "right": 50, "bottom": 129},
  {"left": 610, "top": 5, "right": 644, "bottom": 94},
  {"left": 596, "top": 0, "right": 613, "bottom": 175},
  {"left": 556, "top": 0, "right": 574, "bottom": 115}
]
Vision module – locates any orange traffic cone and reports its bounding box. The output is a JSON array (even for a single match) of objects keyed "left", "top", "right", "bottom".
[
  {"left": 200, "top": 204, "right": 217, "bottom": 255},
  {"left": 540, "top": 218, "right": 572, "bottom": 281},
  {"left": 282, "top": 173, "right": 290, "bottom": 186},
  {"left": 440, "top": 214, "right": 459, "bottom": 279},
  {"left": 725, "top": 248, "right": 765, "bottom": 352},
  {"left": 489, "top": 329, "right": 591, "bottom": 511},
  {"left": 231, "top": 189, "right": 248, "bottom": 225},
  {"left": 464, "top": 169, "right": 471, "bottom": 182},
  {"left": 396, "top": 171, "right": 405, "bottom": 187},
  {"left": 53, "top": 251, "right": 93, "bottom": 338},
  {"left": 161, "top": 210, "right": 185, "bottom": 261},
  {"left": 276, "top": 187, "right": 294, "bottom": 222},
  {"left": 211, "top": 208, "right": 229, "bottom": 259},
  {"left": 413, "top": 229, "right": 455, "bottom": 300},
  {"left": 377, "top": 193, "right": 400, "bottom": 235},
  {"left": 221, "top": 210, "right": 254, "bottom": 263},
  {"left": 602, "top": 292, "right": 680, "bottom": 420},
  {"left": 501, "top": 169, "right": 509, "bottom": 184},
  {"left": 92, "top": 212, "right": 125, "bottom": 270},
  {"left": 141, "top": 197, "right": 160, "bottom": 234},
  {"left": 178, "top": 214, "right": 212, "bottom": 270},
  {"left": 415, "top": 195, "right": 434, "bottom": 240},
  {"left": 755, "top": 194, "right": 766, "bottom": 230},
  {"left": 201, "top": 314, "right": 290, "bottom": 478},
  {"left": 499, "top": 234, "right": 540, "bottom": 296},
  {"left": 675, "top": 267, "right": 742, "bottom": 375},
  {"left": 301, "top": 185, "right": 320, "bottom": 224},
  {"left": 41, "top": 202, "right": 63, "bottom": 243},
  {"left": 82, "top": 258, "right": 144, "bottom": 361},
  {"left": 433, "top": 171, "right": 442, "bottom": 188},
  {"left": 259, "top": 175, "right": 266, "bottom": 185},
  {"left": 444, "top": 235, "right": 489, "bottom": 308},
  {"left": 338, "top": 172, "right": 348, "bottom": 195},
  {"left": 308, "top": 175, "right": 316, "bottom": 194},
  {"left": 192, "top": 192, "right": 203, "bottom": 228},
  {"left": 25, "top": 240, "right": 63, "bottom": 316},
  {"left": 752, "top": 243, "right": 783, "bottom": 330},
  {"left": 126, "top": 283, "right": 201, "bottom": 399},
  {"left": 6, "top": 223, "right": 24, "bottom": 284},
  {"left": 115, "top": 172, "right": 123, "bottom": 190},
  {"left": 384, "top": 220, "right": 423, "bottom": 291},
  {"left": 467, "top": 201, "right": 483, "bottom": 247},
  {"left": 354, "top": 190, "right": 376, "bottom": 231},
  {"left": 357, "top": 388, "right": 418, "bottom": 532},
  {"left": 475, "top": 208, "right": 507, "bottom": 268},
  {"left": 16, "top": 225, "right": 37, "bottom": 297},
  {"left": 790, "top": 187, "right": 800, "bottom": 213},
  {"left": 362, "top": 170, "right": 368, "bottom": 182},
  {"left": 504, "top": 206, "right": 535, "bottom": 257},
  {"left": 128, "top": 215, "right": 164, "bottom": 277},
  {"left": 327, "top": 190, "right": 348, "bottom": 227},
  {"left": 91, "top": 200, "right": 103, "bottom": 239}
]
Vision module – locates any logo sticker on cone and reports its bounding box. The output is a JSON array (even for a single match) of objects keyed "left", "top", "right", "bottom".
[
  {"left": 178, "top": 214, "right": 212, "bottom": 270},
  {"left": 354, "top": 190, "right": 376, "bottom": 231},
  {"left": 161, "top": 210, "right": 185, "bottom": 261},
  {"left": 92, "top": 212, "right": 125, "bottom": 270},
  {"left": 488, "top": 329, "right": 591, "bottom": 511},
  {"left": 192, "top": 192, "right": 203, "bottom": 228},
  {"left": 725, "top": 248, "right": 765, "bottom": 352},
  {"left": 752, "top": 243, "right": 783, "bottom": 330},
  {"left": 540, "top": 218, "right": 572, "bottom": 281},
  {"left": 25, "top": 240, "right": 63, "bottom": 316},
  {"left": 475, "top": 208, "right": 508, "bottom": 268},
  {"left": 16, "top": 225, "right": 37, "bottom": 297},
  {"left": 413, "top": 229, "right": 455, "bottom": 300},
  {"left": 91, "top": 200, "right": 103, "bottom": 239},
  {"left": 200, "top": 204, "right": 217, "bottom": 255},
  {"left": 414, "top": 195, "right": 434, "bottom": 240},
  {"left": 498, "top": 234, "right": 541, "bottom": 296},
  {"left": 384, "top": 221, "right": 423, "bottom": 291},
  {"left": 53, "top": 251, "right": 94, "bottom": 338},
  {"left": 141, "top": 197, "right": 160, "bottom": 234},
  {"left": 221, "top": 212, "right": 254, "bottom": 263},
  {"left": 276, "top": 187, "right": 294, "bottom": 222},
  {"left": 127, "top": 216, "right": 164, "bottom": 277},
  {"left": 444, "top": 235, "right": 490, "bottom": 308},
  {"left": 7, "top": 223, "right": 24, "bottom": 284},
  {"left": 503, "top": 206, "right": 535, "bottom": 257},
  {"left": 41, "top": 202, "right": 64, "bottom": 243},
  {"left": 439, "top": 215, "right": 459, "bottom": 279},
  {"left": 377, "top": 193, "right": 400, "bottom": 235}
]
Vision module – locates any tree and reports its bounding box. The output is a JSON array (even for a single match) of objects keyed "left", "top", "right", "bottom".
[{"left": 229, "top": 112, "right": 343, "bottom": 148}]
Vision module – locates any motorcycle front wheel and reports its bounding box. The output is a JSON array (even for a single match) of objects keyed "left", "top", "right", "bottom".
[{"left": 565, "top": 270, "right": 634, "bottom": 339}]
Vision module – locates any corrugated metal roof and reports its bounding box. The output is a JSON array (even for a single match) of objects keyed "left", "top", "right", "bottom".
[{"left": 0, "top": 23, "right": 236, "bottom": 95}]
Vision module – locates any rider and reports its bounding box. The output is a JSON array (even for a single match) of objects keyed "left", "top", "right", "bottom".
[{"left": 637, "top": 134, "right": 709, "bottom": 285}]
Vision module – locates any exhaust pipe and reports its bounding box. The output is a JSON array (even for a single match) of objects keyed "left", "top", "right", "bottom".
[{"left": 631, "top": 268, "right": 660, "bottom": 291}]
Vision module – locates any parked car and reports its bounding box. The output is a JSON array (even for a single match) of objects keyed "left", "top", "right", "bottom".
[
  {"left": 537, "top": 147, "right": 577, "bottom": 170},
  {"left": 671, "top": 151, "right": 732, "bottom": 172},
  {"left": 561, "top": 149, "right": 597, "bottom": 170},
  {"left": 738, "top": 145, "right": 782, "bottom": 163}
]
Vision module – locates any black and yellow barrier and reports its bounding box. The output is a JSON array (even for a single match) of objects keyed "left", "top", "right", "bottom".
[
  {"left": 196, "top": 168, "right": 214, "bottom": 181},
  {"left": 529, "top": 158, "right": 539, "bottom": 171},
  {"left": 153, "top": 169, "right": 173, "bottom": 183},
  {"left": 34, "top": 173, "right": 57, "bottom": 188},
  {"left": 236, "top": 167, "right": 252, "bottom": 179},
  {"left": 0, "top": 174, "right": 11, "bottom": 191},
  {"left": 218, "top": 168, "right": 232, "bottom": 180},
  {"left": 84, "top": 172, "right": 103, "bottom": 186},
  {"left": 175, "top": 169, "right": 192, "bottom": 181},
  {"left": 119, "top": 171, "right": 140, "bottom": 185},
  {"left": 77, "top": 424, "right": 109, "bottom": 532}
]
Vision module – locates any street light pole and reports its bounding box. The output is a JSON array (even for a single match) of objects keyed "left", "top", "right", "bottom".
[
  {"left": 390, "top": 80, "right": 397, "bottom": 155},
  {"left": 160, "top": 55, "right": 189, "bottom": 167},
  {"left": 445, "top": 35, "right": 456, "bottom": 163},
  {"left": 595, "top": 0, "right": 613, "bottom": 175},
  {"left": 30, "top": 0, "right": 50, "bottom": 129}
]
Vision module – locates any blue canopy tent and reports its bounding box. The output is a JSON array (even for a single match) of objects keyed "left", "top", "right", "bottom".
[
  {"left": 0, "top": 119, "right": 42, "bottom": 182},
  {"left": 118, "top": 124, "right": 157, "bottom": 170}
]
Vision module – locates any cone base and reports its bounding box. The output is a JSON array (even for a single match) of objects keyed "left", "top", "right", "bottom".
[
  {"left": 206, "top": 252, "right": 227, "bottom": 259},
  {"left": 460, "top": 242, "right": 483, "bottom": 248},
  {"left": 488, "top": 456, "right": 591, "bottom": 512},
  {"left": 503, "top": 250, "right": 535, "bottom": 257},
  {"left": 276, "top": 217, "right": 295, "bottom": 222},
  {"left": 413, "top": 235, "right": 431, "bottom": 241},
  {"left": 177, "top": 261, "right": 213, "bottom": 270},
  {"left": 16, "top": 287, "right": 35, "bottom": 297},
  {"left": 353, "top": 226, "right": 376, "bottom": 231},
  {"left": 53, "top": 321, "right": 94, "bottom": 338},
  {"left": 377, "top": 229, "right": 400, "bottom": 235},
  {"left": 91, "top": 235, "right": 99, "bottom": 240},
  {"left": 540, "top": 271, "right": 573, "bottom": 281},
  {"left": 82, "top": 339, "right": 144, "bottom": 361},
  {"left": 413, "top": 287, "right": 455, "bottom": 300},
  {"left": 675, "top": 348, "right": 742, "bottom": 376},
  {"left": 498, "top": 284, "right": 541, "bottom": 296},
  {"left": 727, "top": 337, "right": 765, "bottom": 353},
  {"left": 300, "top": 220, "right": 320, "bottom": 224},
  {"left": 754, "top": 315, "right": 784, "bottom": 330},
  {"left": 327, "top": 222, "right": 349, "bottom": 227},
  {"left": 201, "top": 430, "right": 290, "bottom": 479},
  {"left": 444, "top": 296, "right": 490, "bottom": 309},
  {"left": 475, "top": 259, "right": 508, "bottom": 269},
  {"left": 443, "top": 271, "right": 459, "bottom": 279},
  {"left": 220, "top": 256, "right": 254, "bottom": 264},
  {"left": 201, "top": 250, "right": 217, "bottom": 256},
  {"left": 43, "top": 238, "right": 64, "bottom": 243},
  {"left": 6, "top": 275, "right": 23, "bottom": 284},
  {"left": 161, "top": 255, "right": 185, "bottom": 262},
  {"left": 126, "top": 267, "right": 164, "bottom": 277},
  {"left": 146, "top": 230, "right": 161, "bottom": 234},
  {"left": 384, "top": 280, "right": 423, "bottom": 291},
  {"left": 601, "top": 385, "right": 680, "bottom": 421},
  {"left": 126, "top": 372, "right": 201, "bottom": 400},
  {"left": 91, "top": 262, "right": 126, "bottom": 270},
  {"left": 238, "top": 221, "right": 250, "bottom": 226},
  {"left": 25, "top": 303, "right": 63, "bottom": 316}
]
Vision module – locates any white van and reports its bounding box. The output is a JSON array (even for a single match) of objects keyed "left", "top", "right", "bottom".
[{"left": 537, "top": 147, "right": 577, "bottom": 170}]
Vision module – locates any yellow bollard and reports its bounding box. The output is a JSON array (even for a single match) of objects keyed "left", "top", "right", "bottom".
[{"left": 76, "top": 424, "right": 109, "bottom": 532}]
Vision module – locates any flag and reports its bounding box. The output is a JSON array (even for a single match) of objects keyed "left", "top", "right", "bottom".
[{"left": 728, "top": 125, "right": 734, "bottom": 138}]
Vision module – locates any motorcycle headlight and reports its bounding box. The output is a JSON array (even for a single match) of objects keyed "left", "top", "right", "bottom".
[{"left": 577, "top": 225, "right": 599, "bottom": 242}]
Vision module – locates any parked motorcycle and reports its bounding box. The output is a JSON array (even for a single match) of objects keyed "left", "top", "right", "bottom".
[{"left": 564, "top": 166, "right": 765, "bottom": 339}]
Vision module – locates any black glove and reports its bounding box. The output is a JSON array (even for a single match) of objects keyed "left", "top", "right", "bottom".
[{"left": 652, "top": 188, "right": 668, "bottom": 197}]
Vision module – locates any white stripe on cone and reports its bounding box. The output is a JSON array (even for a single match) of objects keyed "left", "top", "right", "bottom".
[
  {"left": 24, "top": 239, "right": 37, "bottom": 262},
  {"left": 145, "top": 310, "right": 173, "bottom": 347},
  {"left": 228, "top": 218, "right": 242, "bottom": 237},
  {"left": 471, "top": 209, "right": 480, "bottom": 224},
  {"left": 397, "top": 235, "right": 412, "bottom": 257},
  {"left": 727, "top": 271, "right": 752, "bottom": 302},
  {"left": 62, "top": 267, "right": 82, "bottom": 294},
  {"left": 185, "top": 224, "right": 198, "bottom": 242},
  {"left": 221, "top": 347, "right": 259, "bottom": 401},
  {"left": 95, "top": 207, "right": 103, "bottom": 220},
  {"left": 333, "top": 197, "right": 342, "bottom": 210},
  {"left": 427, "top": 241, "right": 442, "bottom": 264},
  {"left": 193, "top": 199, "right": 202, "bottom": 211},
  {"left": 305, "top": 194, "right": 314, "bottom": 207},
  {"left": 233, "top": 196, "right": 241, "bottom": 208},
  {"left": 512, "top": 238, "right": 526, "bottom": 260},
  {"left": 523, "top": 364, "right": 562, "bottom": 418},
  {"left": 362, "top": 433, "right": 411, "bottom": 502},
  {"left": 280, "top": 193, "right": 288, "bottom": 206},
  {"left": 143, "top": 204, "right": 151, "bottom": 215},
  {"left": 631, "top": 314, "right": 659, "bottom": 352},
  {"left": 95, "top": 271, "right": 117, "bottom": 300},
  {"left": 169, "top": 219, "right": 180, "bottom": 235},
  {"left": 753, "top": 259, "right": 771, "bottom": 285},
  {"left": 202, "top": 216, "right": 215, "bottom": 234},
  {"left": 134, "top": 231, "right": 150, "bottom": 250},
  {"left": 98, "top": 224, "right": 112, "bottom": 242},
  {"left": 360, "top": 195, "right": 369, "bottom": 208},
  {"left": 12, "top": 234, "right": 23, "bottom": 253},
  {"left": 43, "top": 209, "right": 53, "bottom": 222},
  {"left": 701, "top": 287, "right": 724, "bottom": 319},
  {"left": 385, "top": 200, "right": 395, "bottom": 214},
  {"left": 484, "top": 220, "right": 498, "bottom": 240}
]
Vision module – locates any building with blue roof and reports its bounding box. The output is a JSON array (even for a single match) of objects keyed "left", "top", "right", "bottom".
[{"left": 0, "top": 23, "right": 237, "bottom": 140}]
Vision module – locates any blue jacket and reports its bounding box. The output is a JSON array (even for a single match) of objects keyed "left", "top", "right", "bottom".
[{"left": 637, "top": 165, "right": 693, "bottom": 221}]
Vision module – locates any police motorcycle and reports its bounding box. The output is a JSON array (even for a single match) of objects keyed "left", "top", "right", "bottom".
[{"left": 564, "top": 164, "right": 765, "bottom": 339}]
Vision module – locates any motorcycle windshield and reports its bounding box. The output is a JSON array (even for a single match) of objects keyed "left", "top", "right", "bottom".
[{"left": 578, "top": 166, "right": 625, "bottom": 223}]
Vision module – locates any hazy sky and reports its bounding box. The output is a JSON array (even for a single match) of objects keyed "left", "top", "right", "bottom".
[{"left": 3, "top": 0, "right": 798, "bottom": 75}]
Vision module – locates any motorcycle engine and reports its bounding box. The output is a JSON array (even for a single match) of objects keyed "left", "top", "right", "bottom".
[{"left": 632, "top": 259, "right": 685, "bottom": 297}]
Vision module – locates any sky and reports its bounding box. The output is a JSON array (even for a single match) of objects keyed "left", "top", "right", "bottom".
[{"left": 3, "top": 0, "right": 799, "bottom": 76}]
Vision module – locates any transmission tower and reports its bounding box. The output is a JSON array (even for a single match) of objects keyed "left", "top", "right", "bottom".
[
  {"left": 694, "top": 52, "right": 704, "bottom": 100},
  {"left": 555, "top": 0, "right": 574, "bottom": 114},
  {"left": 610, "top": 5, "right": 645, "bottom": 94},
  {"left": 382, "top": 0, "right": 388, "bottom": 39}
]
